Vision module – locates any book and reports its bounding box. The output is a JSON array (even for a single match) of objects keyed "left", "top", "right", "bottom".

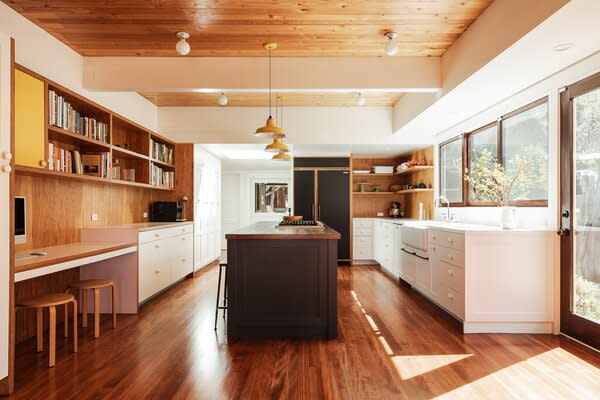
[{"left": 48, "top": 89, "right": 109, "bottom": 143}]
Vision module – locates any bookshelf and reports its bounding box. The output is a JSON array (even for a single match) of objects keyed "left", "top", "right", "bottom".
[{"left": 14, "top": 65, "right": 176, "bottom": 191}]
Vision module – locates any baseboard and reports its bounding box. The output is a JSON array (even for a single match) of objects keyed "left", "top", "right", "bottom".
[
  {"left": 463, "top": 321, "right": 554, "bottom": 334},
  {"left": 0, "top": 375, "right": 13, "bottom": 395}
]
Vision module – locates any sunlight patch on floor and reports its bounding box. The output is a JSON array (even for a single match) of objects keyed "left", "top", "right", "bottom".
[{"left": 392, "top": 354, "right": 472, "bottom": 380}]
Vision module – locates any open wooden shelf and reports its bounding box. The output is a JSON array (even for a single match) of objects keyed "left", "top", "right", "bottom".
[
  {"left": 395, "top": 188, "right": 433, "bottom": 194},
  {"left": 151, "top": 158, "right": 175, "bottom": 169},
  {"left": 352, "top": 173, "right": 395, "bottom": 177},
  {"left": 111, "top": 145, "right": 149, "bottom": 161},
  {"left": 394, "top": 165, "right": 433, "bottom": 175},
  {"left": 353, "top": 191, "right": 399, "bottom": 195},
  {"left": 48, "top": 125, "right": 111, "bottom": 151}
]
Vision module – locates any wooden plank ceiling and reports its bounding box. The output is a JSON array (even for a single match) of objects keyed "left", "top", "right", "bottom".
[
  {"left": 4, "top": 0, "right": 493, "bottom": 57},
  {"left": 140, "top": 92, "right": 403, "bottom": 107}
]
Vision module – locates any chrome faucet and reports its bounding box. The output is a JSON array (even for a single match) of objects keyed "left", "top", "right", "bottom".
[{"left": 435, "top": 195, "right": 451, "bottom": 221}]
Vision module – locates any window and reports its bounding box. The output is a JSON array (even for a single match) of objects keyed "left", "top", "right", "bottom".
[
  {"left": 439, "top": 137, "right": 463, "bottom": 204},
  {"left": 438, "top": 98, "right": 549, "bottom": 207},
  {"left": 254, "top": 183, "right": 288, "bottom": 213}
]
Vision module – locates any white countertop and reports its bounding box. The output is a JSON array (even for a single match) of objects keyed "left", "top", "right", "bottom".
[
  {"left": 354, "top": 217, "right": 552, "bottom": 232},
  {"left": 84, "top": 221, "right": 193, "bottom": 232}
]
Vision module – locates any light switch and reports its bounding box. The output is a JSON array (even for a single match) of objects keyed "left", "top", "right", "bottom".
[
  {"left": 143, "top": 212, "right": 148, "bottom": 218},
  {"left": 91, "top": 213, "right": 99, "bottom": 222},
  {"left": 377, "top": 212, "right": 384, "bottom": 217}
]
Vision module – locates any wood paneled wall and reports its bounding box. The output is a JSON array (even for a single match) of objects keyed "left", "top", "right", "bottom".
[
  {"left": 14, "top": 143, "right": 194, "bottom": 343},
  {"left": 400, "top": 146, "right": 434, "bottom": 220}
]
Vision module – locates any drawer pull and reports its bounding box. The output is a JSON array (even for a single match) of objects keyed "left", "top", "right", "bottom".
[
  {"left": 182, "top": 237, "right": 186, "bottom": 240},
  {"left": 155, "top": 244, "right": 160, "bottom": 249},
  {"left": 432, "top": 235, "right": 437, "bottom": 240},
  {"left": 431, "top": 247, "right": 436, "bottom": 252},
  {"left": 448, "top": 293, "right": 454, "bottom": 301},
  {"left": 154, "top": 233, "right": 160, "bottom": 238},
  {"left": 448, "top": 254, "right": 454, "bottom": 261},
  {"left": 447, "top": 269, "right": 453, "bottom": 277},
  {"left": 154, "top": 269, "right": 160, "bottom": 274},
  {"left": 448, "top": 238, "right": 454, "bottom": 244}
]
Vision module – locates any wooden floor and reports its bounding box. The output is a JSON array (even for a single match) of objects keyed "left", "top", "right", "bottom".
[{"left": 8, "top": 265, "right": 600, "bottom": 399}]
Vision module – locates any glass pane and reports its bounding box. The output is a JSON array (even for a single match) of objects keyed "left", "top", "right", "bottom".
[
  {"left": 502, "top": 102, "right": 548, "bottom": 201},
  {"left": 440, "top": 138, "right": 462, "bottom": 203},
  {"left": 573, "top": 86, "right": 600, "bottom": 323},
  {"left": 468, "top": 125, "right": 498, "bottom": 202},
  {"left": 254, "top": 183, "right": 288, "bottom": 213}
]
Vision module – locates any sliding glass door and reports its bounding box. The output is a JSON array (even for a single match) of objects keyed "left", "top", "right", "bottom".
[{"left": 560, "top": 72, "right": 600, "bottom": 349}]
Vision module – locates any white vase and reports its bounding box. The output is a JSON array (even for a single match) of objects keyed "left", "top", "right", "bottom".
[{"left": 499, "top": 206, "right": 518, "bottom": 229}]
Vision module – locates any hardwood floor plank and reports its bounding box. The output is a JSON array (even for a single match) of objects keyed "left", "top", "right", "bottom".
[{"left": 7, "top": 265, "right": 600, "bottom": 399}]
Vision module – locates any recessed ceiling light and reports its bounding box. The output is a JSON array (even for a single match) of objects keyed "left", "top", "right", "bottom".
[
  {"left": 553, "top": 42, "right": 574, "bottom": 52},
  {"left": 356, "top": 93, "right": 366, "bottom": 106},
  {"left": 218, "top": 92, "right": 228, "bottom": 106},
  {"left": 176, "top": 32, "right": 191, "bottom": 56},
  {"left": 384, "top": 32, "right": 399, "bottom": 56}
]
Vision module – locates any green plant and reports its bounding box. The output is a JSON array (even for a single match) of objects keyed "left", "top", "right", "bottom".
[{"left": 575, "top": 275, "right": 600, "bottom": 322}]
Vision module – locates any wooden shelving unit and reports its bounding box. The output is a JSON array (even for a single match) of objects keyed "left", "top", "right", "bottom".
[
  {"left": 353, "top": 192, "right": 399, "bottom": 195},
  {"left": 14, "top": 65, "right": 177, "bottom": 191},
  {"left": 395, "top": 188, "right": 433, "bottom": 195},
  {"left": 394, "top": 165, "right": 433, "bottom": 175}
]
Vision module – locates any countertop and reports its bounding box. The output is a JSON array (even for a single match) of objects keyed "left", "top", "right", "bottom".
[
  {"left": 226, "top": 222, "right": 341, "bottom": 240},
  {"left": 353, "top": 217, "right": 552, "bottom": 232},
  {"left": 83, "top": 221, "right": 193, "bottom": 232},
  {"left": 15, "top": 241, "right": 137, "bottom": 273}
]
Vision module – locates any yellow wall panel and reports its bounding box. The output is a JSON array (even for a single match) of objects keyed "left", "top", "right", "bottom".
[{"left": 15, "top": 69, "right": 45, "bottom": 168}]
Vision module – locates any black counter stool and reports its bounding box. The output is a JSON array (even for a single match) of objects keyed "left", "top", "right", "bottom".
[{"left": 214, "top": 259, "right": 228, "bottom": 330}]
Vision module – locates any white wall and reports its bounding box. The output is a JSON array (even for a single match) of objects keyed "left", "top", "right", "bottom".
[
  {"left": 221, "top": 169, "right": 292, "bottom": 249},
  {"left": 434, "top": 50, "right": 600, "bottom": 230},
  {"left": 0, "top": 2, "right": 157, "bottom": 131},
  {"left": 158, "top": 106, "right": 393, "bottom": 144}
]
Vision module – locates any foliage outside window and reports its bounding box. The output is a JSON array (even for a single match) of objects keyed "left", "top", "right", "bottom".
[
  {"left": 438, "top": 98, "right": 549, "bottom": 206},
  {"left": 439, "top": 138, "right": 463, "bottom": 203},
  {"left": 255, "top": 183, "right": 288, "bottom": 213}
]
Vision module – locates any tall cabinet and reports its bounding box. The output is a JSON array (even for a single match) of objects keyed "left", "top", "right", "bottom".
[{"left": 293, "top": 158, "right": 351, "bottom": 261}]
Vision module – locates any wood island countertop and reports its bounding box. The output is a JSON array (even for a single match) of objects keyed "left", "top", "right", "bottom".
[{"left": 226, "top": 222, "right": 341, "bottom": 240}]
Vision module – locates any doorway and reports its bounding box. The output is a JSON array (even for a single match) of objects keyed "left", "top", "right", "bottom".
[{"left": 559, "top": 71, "right": 600, "bottom": 349}]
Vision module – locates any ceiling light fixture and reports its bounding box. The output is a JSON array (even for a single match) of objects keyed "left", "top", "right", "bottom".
[
  {"left": 272, "top": 151, "right": 291, "bottom": 161},
  {"left": 553, "top": 42, "right": 574, "bottom": 52},
  {"left": 218, "top": 92, "right": 228, "bottom": 106},
  {"left": 176, "top": 32, "right": 191, "bottom": 56},
  {"left": 266, "top": 96, "right": 290, "bottom": 155},
  {"left": 255, "top": 42, "right": 285, "bottom": 138},
  {"left": 384, "top": 32, "right": 399, "bottom": 56},
  {"left": 356, "top": 92, "right": 366, "bottom": 106}
]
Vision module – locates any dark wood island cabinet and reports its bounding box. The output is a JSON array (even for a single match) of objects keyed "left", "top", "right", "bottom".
[{"left": 225, "top": 222, "right": 340, "bottom": 340}]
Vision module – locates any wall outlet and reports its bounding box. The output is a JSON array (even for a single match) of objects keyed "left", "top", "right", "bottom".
[
  {"left": 91, "top": 213, "right": 99, "bottom": 222},
  {"left": 143, "top": 212, "right": 148, "bottom": 218},
  {"left": 377, "top": 212, "right": 384, "bottom": 217}
]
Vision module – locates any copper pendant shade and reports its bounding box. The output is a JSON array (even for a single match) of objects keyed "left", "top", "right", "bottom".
[
  {"left": 272, "top": 151, "right": 291, "bottom": 161},
  {"left": 254, "top": 42, "right": 285, "bottom": 138},
  {"left": 264, "top": 137, "right": 289, "bottom": 153}
]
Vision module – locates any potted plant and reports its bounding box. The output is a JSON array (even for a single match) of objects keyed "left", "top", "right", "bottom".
[{"left": 469, "top": 149, "right": 532, "bottom": 229}]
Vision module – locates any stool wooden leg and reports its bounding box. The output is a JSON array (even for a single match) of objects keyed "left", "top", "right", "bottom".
[
  {"left": 93, "top": 288, "right": 100, "bottom": 338},
  {"left": 36, "top": 308, "right": 43, "bottom": 352},
  {"left": 72, "top": 299, "right": 78, "bottom": 353},
  {"left": 81, "top": 288, "right": 88, "bottom": 328},
  {"left": 112, "top": 284, "right": 117, "bottom": 329},
  {"left": 214, "top": 265, "right": 223, "bottom": 330},
  {"left": 64, "top": 303, "right": 69, "bottom": 338},
  {"left": 48, "top": 306, "right": 56, "bottom": 367}
]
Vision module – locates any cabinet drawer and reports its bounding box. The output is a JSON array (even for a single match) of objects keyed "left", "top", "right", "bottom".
[
  {"left": 440, "top": 284, "right": 465, "bottom": 320},
  {"left": 353, "top": 227, "right": 373, "bottom": 236},
  {"left": 171, "top": 234, "right": 194, "bottom": 281},
  {"left": 434, "top": 262, "right": 464, "bottom": 293},
  {"left": 138, "top": 241, "right": 171, "bottom": 302},
  {"left": 429, "top": 229, "right": 464, "bottom": 251},
  {"left": 353, "top": 219, "right": 373, "bottom": 229},
  {"left": 430, "top": 244, "right": 464, "bottom": 268},
  {"left": 139, "top": 224, "right": 193, "bottom": 244}
]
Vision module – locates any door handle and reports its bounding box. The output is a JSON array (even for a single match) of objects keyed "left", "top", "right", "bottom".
[{"left": 557, "top": 228, "right": 570, "bottom": 237}]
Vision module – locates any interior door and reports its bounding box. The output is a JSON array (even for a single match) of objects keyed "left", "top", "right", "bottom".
[
  {"left": 293, "top": 170, "right": 315, "bottom": 220},
  {"left": 317, "top": 170, "right": 350, "bottom": 260},
  {"left": 0, "top": 34, "right": 14, "bottom": 392},
  {"left": 560, "top": 71, "right": 600, "bottom": 349}
]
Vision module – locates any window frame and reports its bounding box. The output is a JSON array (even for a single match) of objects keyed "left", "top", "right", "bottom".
[{"left": 438, "top": 97, "right": 549, "bottom": 208}]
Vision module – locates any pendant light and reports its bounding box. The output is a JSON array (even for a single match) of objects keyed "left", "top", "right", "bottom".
[
  {"left": 265, "top": 96, "right": 289, "bottom": 153},
  {"left": 272, "top": 151, "right": 291, "bottom": 161},
  {"left": 255, "top": 42, "right": 285, "bottom": 138}
]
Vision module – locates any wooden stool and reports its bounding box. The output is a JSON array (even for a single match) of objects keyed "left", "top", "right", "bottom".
[
  {"left": 214, "top": 261, "right": 228, "bottom": 330},
  {"left": 67, "top": 279, "right": 117, "bottom": 338},
  {"left": 16, "top": 293, "right": 78, "bottom": 367}
]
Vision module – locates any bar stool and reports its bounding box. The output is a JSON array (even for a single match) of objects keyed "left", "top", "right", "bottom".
[
  {"left": 16, "top": 293, "right": 78, "bottom": 367},
  {"left": 214, "top": 260, "right": 228, "bottom": 330},
  {"left": 66, "top": 279, "right": 117, "bottom": 338}
]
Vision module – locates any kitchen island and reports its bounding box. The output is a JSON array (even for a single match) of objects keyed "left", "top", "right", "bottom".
[{"left": 225, "top": 222, "right": 340, "bottom": 340}]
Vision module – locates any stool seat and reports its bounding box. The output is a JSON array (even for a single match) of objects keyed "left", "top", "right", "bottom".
[
  {"left": 17, "top": 293, "right": 74, "bottom": 308},
  {"left": 68, "top": 279, "right": 113, "bottom": 289}
]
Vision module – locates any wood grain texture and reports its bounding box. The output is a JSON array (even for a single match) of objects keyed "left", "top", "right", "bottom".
[
  {"left": 225, "top": 221, "right": 340, "bottom": 240},
  {"left": 399, "top": 146, "right": 434, "bottom": 220},
  {"left": 2, "top": 0, "right": 493, "bottom": 57},
  {"left": 140, "top": 92, "right": 404, "bottom": 107},
  {"left": 6, "top": 264, "right": 600, "bottom": 399}
]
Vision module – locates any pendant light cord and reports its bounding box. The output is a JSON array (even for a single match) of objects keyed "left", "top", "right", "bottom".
[{"left": 268, "top": 47, "right": 272, "bottom": 118}]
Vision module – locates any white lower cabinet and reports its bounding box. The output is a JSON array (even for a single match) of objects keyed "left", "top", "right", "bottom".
[
  {"left": 138, "top": 226, "right": 194, "bottom": 303},
  {"left": 353, "top": 219, "right": 374, "bottom": 261},
  {"left": 414, "top": 257, "right": 430, "bottom": 294}
]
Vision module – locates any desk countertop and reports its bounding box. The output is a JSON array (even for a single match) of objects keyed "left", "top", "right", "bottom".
[
  {"left": 82, "top": 221, "right": 192, "bottom": 232},
  {"left": 15, "top": 242, "right": 137, "bottom": 273}
]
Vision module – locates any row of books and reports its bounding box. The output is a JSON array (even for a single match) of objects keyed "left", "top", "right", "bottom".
[
  {"left": 150, "top": 163, "right": 175, "bottom": 189},
  {"left": 48, "top": 143, "right": 110, "bottom": 178},
  {"left": 150, "top": 139, "right": 173, "bottom": 164},
  {"left": 49, "top": 90, "right": 109, "bottom": 143}
]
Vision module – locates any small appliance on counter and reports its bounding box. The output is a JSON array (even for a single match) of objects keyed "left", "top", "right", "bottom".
[
  {"left": 389, "top": 202, "right": 402, "bottom": 218},
  {"left": 150, "top": 201, "right": 185, "bottom": 222}
]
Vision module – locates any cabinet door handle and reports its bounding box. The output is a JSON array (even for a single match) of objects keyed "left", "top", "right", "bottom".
[
  {"left": 432, "top": 235, "right": 437, "bottom": 240},
  {"left": 182, "top": 237, "right": 186, "bottom": 241},
  {"left": 1, "top": 164, "right": 11, "bottom": 174},
  {"left": 447, "top": 269, "right": 453, "bottom": 277},
  {"left": 154, "top": 269, "right": 160, "bottom": 274},
  {"left": 2, "top": 152, "right": 12, "bottom": 160},
  {"left": 448, "top": 254, "right": 454, "bottom": 261},
  {"left": 39, "top": 160, "right": 47, "bottom": 167},
  {"left": 448, "top": 293, "right": 454, "bottom": 300},
  {"left": 155, "top": 244, "right": 160, "bottom": 249}
]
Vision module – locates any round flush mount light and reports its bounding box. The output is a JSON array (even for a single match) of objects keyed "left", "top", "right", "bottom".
[
  {"left": 553, "top": 42, "right": 574, "bottom": 52},
  {"left": 176, "top": 32, "right": 191, "bottom": 56},
  {"left": 384, "top": 31, "right": 399, "bottom": 56},
  {"left": 218, "top": 92, "right": 228, "bottom": 106},
  {"left": 356, "top": 92, "right": 366, "bottom": 106}
]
